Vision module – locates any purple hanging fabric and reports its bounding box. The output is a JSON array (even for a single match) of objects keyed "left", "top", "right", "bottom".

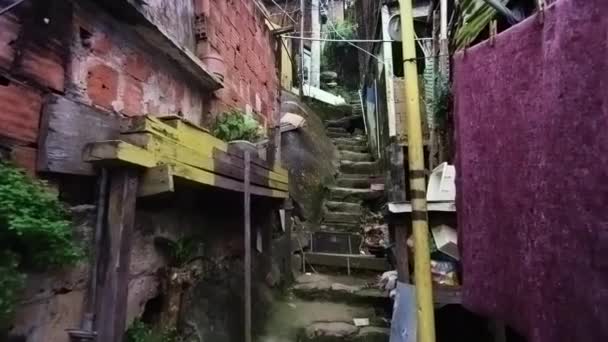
[{"left": 454, "top": 0, "right": 608, "bottom": 341}]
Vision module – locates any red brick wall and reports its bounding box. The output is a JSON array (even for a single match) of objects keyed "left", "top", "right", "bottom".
[
  {"left": 69, "top": 5, "right": 206, "bottom": 122},
  {"left": 0, "top": 0, "right": 280, "bottom": 172},
  {"left": 196, "top": 0, "right": 280, "bottom": 127}
]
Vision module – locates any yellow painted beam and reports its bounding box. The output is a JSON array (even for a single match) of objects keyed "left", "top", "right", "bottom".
[
  {"left": 83, "top": 140, "right": 157, "bottom": 168},
  {"left": 171, "top": 162, "right": 288, "bottom": 199},
  {"left": 122, "top": 131, "right": 289, "bottom": 191},
  {"left": 138, "top": 165, "right": 174, "bottom": 197}
]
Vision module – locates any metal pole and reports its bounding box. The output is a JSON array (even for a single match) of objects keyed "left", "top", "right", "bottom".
[
  {"left": 244, "top": 151, "right": 252, "bottom": 342},
  {"left": 299, "top": 0, "right": 305, "bottom": 98},
  {"left": 398, "top": 1, "right": 436, "bottom": 342},
  {"left": 310, "top": 0, "right": 321, "bottom": 87}
]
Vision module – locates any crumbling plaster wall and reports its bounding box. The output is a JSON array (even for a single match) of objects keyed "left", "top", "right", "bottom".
[{"left": 10, "top": 189, "right": 281, "bottom": 342}]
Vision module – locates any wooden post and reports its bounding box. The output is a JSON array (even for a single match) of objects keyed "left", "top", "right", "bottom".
[
  {"left": 95, "top": 169, "right": 139, "bottom": 342},
  {"left": 399, "top": 0, "right": 436, "bottom": 341},
  {"left": 299, "top": 0, "right": 305, "bottom": 98},
  {"left": 284, "top": 198, "right": 294, "bottom": 282},
  {"left": 244, "top": 151, "right": 252, "bottom": 342}
]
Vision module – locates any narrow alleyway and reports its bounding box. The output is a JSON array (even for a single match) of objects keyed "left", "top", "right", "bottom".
[{"left": 261, "top": 103, "right": 391, "bottom": 342}]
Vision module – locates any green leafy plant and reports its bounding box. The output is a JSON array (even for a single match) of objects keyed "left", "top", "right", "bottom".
[
  {"left": 126, "top": 320, "right": 181, "bottom": 342},
  {"left": 321, "top": 20, "right": 360, "bottom": 91},
  {"left": 0, "top": 162, "right": 82, "bottom": 326},
  {"left": 453, "top": 0, "right": 511, "bottom": 50},
  {"left": 212, "top": 109, "right": 261, "bottom": 142}
]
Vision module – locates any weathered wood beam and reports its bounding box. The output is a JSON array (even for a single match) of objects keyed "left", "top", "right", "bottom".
[
  {"left": 83, "top": 140, "right": 157, "bottom": 168},
  {"left": 96, "top": 169, "right": 139, "bottom": 341},
  {"left": 38, "top": 95, "right": 120, "bottom": 175},
  {"left": 172, "top": 162, "right": 288, "bottom": 199},
  {"left": 138, "top": 165, "right": 174, "bottom": 197},
  {"left": 303, "top": 252, "right": 390, "bottom": 271},
  {"left": 121, "top": 131, "right": 288, "bottom": 190}
]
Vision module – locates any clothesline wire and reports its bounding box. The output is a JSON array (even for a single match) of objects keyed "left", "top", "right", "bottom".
[{"left": 281, "top": 35, "right": 433, "bottom": 43}]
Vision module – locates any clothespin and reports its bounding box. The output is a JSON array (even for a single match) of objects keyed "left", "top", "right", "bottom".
[
  {"left": 489, "top": 20, "right": 497, "bottom": 47},
  {"left": 537, "top": 0, "right": 546, "bottom": 24}
]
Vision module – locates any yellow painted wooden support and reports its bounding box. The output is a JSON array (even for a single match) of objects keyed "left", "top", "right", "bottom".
[
  {"left": 171, "top": 162, "right": 288, "bottom": 199},
  {"left": 122, "top": 131, "right": 288, "bottom": 189},
  {"left": 138, "top": 165, "right": 174, "bottom": 197},
  {"left": 280, "top": 37, "right": 293, "bottom": 90},
  {"left": 121, "top": 116, "right": 182, "bottom": 141},
  {"left": 399, "top": 1, "right": 436, "bottom": 342},
  {"left": 83, "top": 140, "right": 157, "bottom": 168}
]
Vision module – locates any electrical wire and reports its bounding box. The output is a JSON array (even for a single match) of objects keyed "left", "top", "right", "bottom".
[
  {"left": 267, "top": 0, "right": 298, "bottom": 25},
  {"left": 318, "top": 0, "right": 384, "bottom": 63},
  {"left": 0, "top": 0, "right": 26, "bottom": 16}
]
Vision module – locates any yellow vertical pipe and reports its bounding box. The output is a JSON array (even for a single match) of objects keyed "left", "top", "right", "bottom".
[{"left": 398, "top": 1, "right": 436, "bottom": 342}]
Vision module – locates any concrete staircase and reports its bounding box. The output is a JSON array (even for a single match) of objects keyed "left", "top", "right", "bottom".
[
  {"left": 304, "top": 126, "right": 386, "bottom": 268},
  {"left": 260, "top": 115, "right": 391, "bottom": 342},
  {"left": 260, "top": 274, "right": 390, "bottom": 342}
]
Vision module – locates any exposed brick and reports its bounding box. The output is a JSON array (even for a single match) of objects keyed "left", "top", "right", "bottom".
[
  {"left": 122, "top": 75, "right": 143, "bottom": 117},
  {"left": 87, "top": 64, "right": 118, "bottom": 111},
  {"left": 92, "top": 33, "right": 112, "bottom": 56},
  {"left": 0, "top": 82, "right": 42, "bottom": 144},
  {"left": 10, "top": 146, "right": 37, "bottom": 176},
  {"left": 20, "top": 40, "right": 65, "bottom": 92},
  {"left": 124, "top": 52, "right": 152, "bottom": 82},
  {"left": 0, "top": 14, "right": 19, "bottom": 68}
]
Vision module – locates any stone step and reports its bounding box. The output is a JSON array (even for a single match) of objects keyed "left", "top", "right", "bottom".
[
  {"left": 301, "top": 322, "right": 389, "bottom": 342},
  {"left": 320, "top": 223, "right": 361, "bottom": 233},
  {"left": 339, "top": 150, "right": 372, "bottom": 162},
  {"left": 325, "top": 201, "right": 362, "bottom": 213},
  {"left": 328, "top": 132, "right": 351, "bottom": 139},
  {"left": 328, "top": 187, "right": 383, "bottom": 202},
  {"left": 293, "top": 273, "right": 388, "bottom": 307},
  {"left": 336, "top": 176, "right": 373, "bottom": 189},
  {"left": 336, "top": 144, "right": 369, "bottom": 153},
  {"left": 339, "top": 161, "right": 379, "bottom": 175},
  {"left": 303, "top": 252, "right": 390, "bottom": 271},
  {"left": 310, "top": 231, "right": 362, "bottom": 254},
  {"left": 332, "top": 137, "right": 367, "bottom": 146},
  {"left": 326, "top": 127, "right": 348, "bottom": 134},
  {"left": 324, "top": 211, "right": 361, "bottom": 225}
]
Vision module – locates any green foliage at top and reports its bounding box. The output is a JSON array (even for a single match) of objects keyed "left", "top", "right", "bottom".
[
  {"left": 453, "top": 0, "right": 510, "bottom": 50},
  {"left": 126, "top": 320, "right": 181, "bottom": 342},
  {"left": 212, "top": 109, "right": 261, "bottom": 142},
  {"left": 322, "top": 20, "right": 357, "bottom": 69},
  {"left": 0, "top": 162, "right": 82, "bottom": 326}
]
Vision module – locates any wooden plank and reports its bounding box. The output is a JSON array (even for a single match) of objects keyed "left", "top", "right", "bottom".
[
  {"left": 121, "top": 131, "right": 288, "bottom": 188},
  {"left": 96, "top": 169, "right": 139, "bottom": 342},
  {"left": 38, "top": 95, "right": 120, "bottom": 175},
  {"left": 303, "top": 252, "right": 390, "bottom": 271},
  {"left": 244, "top": 151, "right": 252, "bottom": 342},
  {"left": 171, "top": 162, "right": 288, "bottom": 198},
  {"left": 123, "top": 116, "right": 288, "bottom": 178},
  {"left": 138, "top": 165, "right": 174, "bottom": 197},
  {"left": 166, "top": 117, "right": 288, "bottom": 177},
  {"left": 394, "top": 223, "right": 410, "bottom": 283},
  {"left": 83, "top": 140, "right": 157, "bottom": 168},
  {"left": 434, "top": 285, "right": 462, "bottom": 305},
  {"left": 389, "top": 141, "right": 407, "bottom": 203},
  {"left": 388, "top": 201, "right": 456, "bottom": 213}
]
